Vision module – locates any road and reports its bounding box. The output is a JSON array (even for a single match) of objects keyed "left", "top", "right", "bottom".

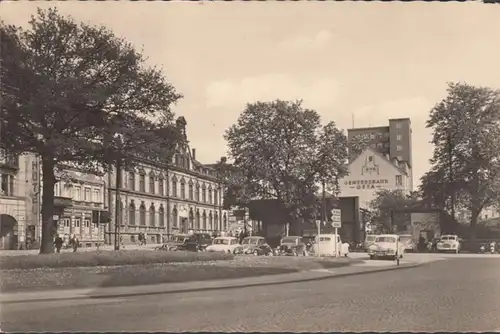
[{"left": 2, "top": 254, "right": 500, "bottom": 332}]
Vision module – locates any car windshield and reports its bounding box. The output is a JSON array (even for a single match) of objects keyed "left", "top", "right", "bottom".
[
  {"left": 242, "top": 238, "right": 259, "bottom": 245},
  {"left": 173, "top": 236, "right": 187, "bottom": 243},
  {"left": 213, "top": 238, "right": 229, "bottom": 245},
  {"left": 400, "top": 236, "right": 412, "bottom": 242},
  {"left": 366, "top": 236, "right": 376, "bottom": 242},
  {"left": 441, "top": 236, "right": 456, "bottom": 241},
  {"left": 281, "top": 237, "right": 298, "bottom": 244},
  {"left": 376, "top": 236, "right": 396, "bottom": 243},
  {"left": 319, "top": 237, "right": 331, "bottom": 242}
]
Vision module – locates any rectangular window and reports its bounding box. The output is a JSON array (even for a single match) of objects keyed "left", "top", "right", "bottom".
[
  {"left": 64, "top": 218, "right": 70, "bottom": 227},
  {"left": 84, "top": 219, "right": 90, "bottom": 228},
  {"left": 54, "top": 183, "right": 60, "bottom": 196},
  {"left": 396, "top": 134, "right": 402, "bottom": 141},
  {"left": 396, "top": 175, "right": 403, "bottom": 186},
  {"left": 396, "top": 123, "right": 402, "bottom": 129},
  {"left": 84, "top": 188, "right": 91, "bottom": 201},
  {"left": 75, "top": 218, "right": 81, "bottom": 228},
  {"left": 370, "top": 133, "right": 376, "bottom": 140},
  {"left": 376, "top": 142, "right": 383, "bottom": 148},
  {"left": 93, "top": 189, "right": 100, "bottom": 203},
  {"left": 73, "top": 186, "right": 81, "bottom": 201},
  {"left": 396, "top": 145, "right": 403, "bottom": 151},
  {"left": 128, "top": 172, "right": 135, "bottom": 191}
]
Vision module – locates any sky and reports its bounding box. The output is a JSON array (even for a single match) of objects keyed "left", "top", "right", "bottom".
[{"left": 2, "top": 2, "right": 500, "bottom": 188}]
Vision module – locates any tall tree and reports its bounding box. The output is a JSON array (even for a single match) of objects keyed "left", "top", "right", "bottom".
[
  {"left": 424, "top": 82, "right": 500, "bottom": 243},
  {"left": 0, "top": 8, "right": 182, "bottom": 253},
  {"left": 224, "top": 100, "right": 348, "bottom": 233},
  {"left": 349, "top": 134, "right": 370, "bottom": 161}
]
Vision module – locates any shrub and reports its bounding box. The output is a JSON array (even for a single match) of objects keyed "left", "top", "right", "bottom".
[{"left": 0, "top": 251, "right": 233, "bottom": 270}]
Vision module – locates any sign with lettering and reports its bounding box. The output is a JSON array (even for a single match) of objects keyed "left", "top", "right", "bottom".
[{"left": 344, "top": 178, "right": 389, "bottom": 190}]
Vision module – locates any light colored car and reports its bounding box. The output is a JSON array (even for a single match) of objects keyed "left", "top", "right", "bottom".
[
  {"left": 368, "top": 234, "right": 405, "bottom": 260},
  {"left": 312, "top": 234, "right": 349, "bottom": 257},
  {"left": 399, "top": 234, "right": 416, "bottom": 253},
  {"left": 205, "top": 237, "right": 240, "bottom": 253},
  {"left": 436, "top": 235, "right": 461, "bottom": 254}
]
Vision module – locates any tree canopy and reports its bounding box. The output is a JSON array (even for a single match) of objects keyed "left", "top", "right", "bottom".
[
  {"left": 224, "top": 99, "right": 348, "bottom": 232},
  {"left": 420, "top": 82, "right": 500, "bottom": 242},
  {"left": 368, "top": 189, "right": 421, "bottom": 234},
  {"left": 1, "top": 8, "right": 182, "bottom": 253}
]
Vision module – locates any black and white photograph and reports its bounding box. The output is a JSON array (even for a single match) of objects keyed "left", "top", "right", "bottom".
[{"left": 1, "top": 1, "right": 500, "bottom": 332}]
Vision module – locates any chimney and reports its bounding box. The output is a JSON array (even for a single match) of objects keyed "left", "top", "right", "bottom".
[{"left": 192, "top": 148, "right": 196, "bottom": 160}]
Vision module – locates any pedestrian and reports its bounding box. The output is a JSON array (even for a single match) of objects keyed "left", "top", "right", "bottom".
[
  {"left": 71, "top": 235, "right": 79, "bottom": 252},
  {"left": 144, "top": 232, "right": 148, "bottom": 245},
  {"left": 418, "top": 235, "right": 426, "bottom": 252},
  {"left": 54, "top": 235, "right": 63, "bottom": 253}
]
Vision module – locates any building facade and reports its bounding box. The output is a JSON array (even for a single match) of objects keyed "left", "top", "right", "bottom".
[
  {"left": 348, "top": 118, "right": 413, "bottom": 191},
  {"left": 105, "top": 117, "right": 228, "bottom": 245},
  {"left": 339, "top": 147, "right": 412, "bottom": 209}
]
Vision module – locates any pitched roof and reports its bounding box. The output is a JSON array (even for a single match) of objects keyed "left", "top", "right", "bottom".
[{"left": 350, "top": 147, "right": 408, "bottom": 176}]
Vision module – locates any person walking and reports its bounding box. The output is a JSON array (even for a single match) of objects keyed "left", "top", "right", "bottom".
[{"left": 54, "top": 235, "right": 63, "bottom": 253}]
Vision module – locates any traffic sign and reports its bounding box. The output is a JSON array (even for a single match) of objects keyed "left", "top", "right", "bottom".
[{"left": 331, "top": 209, "right": 341, "bottom": 228}]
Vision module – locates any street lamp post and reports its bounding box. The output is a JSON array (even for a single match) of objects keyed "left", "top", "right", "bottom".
[{"left": 113, "top": 134, "right": 123, "bottom": 251}]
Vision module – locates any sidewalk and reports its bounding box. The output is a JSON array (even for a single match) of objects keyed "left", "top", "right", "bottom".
[{"left": 0, "top": 261, "right": 422, "bottom": 304}]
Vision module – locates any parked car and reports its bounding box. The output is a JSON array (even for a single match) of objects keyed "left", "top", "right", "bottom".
[
  {"left": 312, "top": 234, "right": 350, "bottom": 257},
  {"left": 399, "top": 234, "right": 416, "bottom": 253},
  {"left": 367, "top": 234, "right": 405, "bottom": 260},
  {"left": 156, "top": 234, "right": 190, "bottom": 251},
  {"left": 278, "top": 236, "right": 308, "bottom": 256},
  {"left": 436, "top": 235, "right": 461, "bottom": 254},
  {"left": 205, "top": 237, "right": 241, "bottom": 253},
  {"left": 182, "top": 233, "right": 213, "bottom": 252},
  {"left": 234, "top": 236, "right": 274, "bottom": 256},
  {"left": 364, "top": 234, "right": 377, "bottom": 252}
]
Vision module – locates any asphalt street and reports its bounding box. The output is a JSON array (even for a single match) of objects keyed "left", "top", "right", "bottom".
[{"left": 2, "top": 254, "right": 500, "bottom": 332}]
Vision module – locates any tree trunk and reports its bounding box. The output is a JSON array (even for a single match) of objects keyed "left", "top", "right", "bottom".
[
  {"left": 469, "top": 212, "right": 478, "bottom": 246},
  {"left": 39, "top": 155, "right": 57, "bottom": 254}
]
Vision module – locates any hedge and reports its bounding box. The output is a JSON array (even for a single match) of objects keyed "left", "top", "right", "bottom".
[{"left": 0, "top": 250, "right": 234, "bottom": 270}]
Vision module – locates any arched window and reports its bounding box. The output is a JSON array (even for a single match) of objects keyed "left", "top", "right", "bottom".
[
  {"left": 128, "top": 172, "right": 135, "bottom": 191},
  {"left": 172, "top": 206, "right": 178, "bottom": 228},
  {"left": 172, "top": 177, "right": 177, "bottom": 197},
  {"left": 209, "top": 212, "right": 213, "bottom": 230},
  {"left": 223, "top": 213, "right": 227, "bottom": 231},
  {"left": 202, "top": 184, "right": 207, "bottom": 203},
  {"left": 129, "top": 201, "right": 136, "bottom": 225},
  {"left": 214, "top": 188, "right": 218, "bottom": 206},
  {"left": 158, "top": 176, "right": 164, "bottom": 196},
  {"left": 202, "top": 211, "right": 207, "bottom": 230},
  {"left": 188, "top": 181, "right": 194, "bottom": 200},
  {"left": 149, "top": 204, "right": 155, "bottom": 227},
  {"left": 118, "top": 200, "right": 124, "bottom": 224},
  {"left": 195, "top": 184, "right": 200, "bottom": 202},
  {"left": 180, "top": 178, "right": 186, "bottom": 199},
  {"left": 214, "top": 212, "right": 219, "bottom": 231},
  {"left": 139, "top": 172, "right": 146, "bottom": 192},
  {"left": 139, "top": 202, "right": 146, "bottom": 225},
  {"left": 149, "top": 172, "right": 155, "bottom": 194},
  {"left": 189, "top": 209, "right": 194, "bottom": 229},
  {"left": 208, "top": 187, "right": 212, "bottom": 204},
  {"left": 195, "top": 209, "right": 200, "bottom": 230},
  {"left": 159, "top": 205, "right": 165, "bottom": 226}
]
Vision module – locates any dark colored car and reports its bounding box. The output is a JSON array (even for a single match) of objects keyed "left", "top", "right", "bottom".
[
  {"left": 183, "top": 233, "right": 213, "bottom": 252},
  {"left": 235, "top": 236, "right": 274, "bottom": 256},
  {"left": 156, "top": 234, "right": 190, "bottom": 251},
  {"left": 279, "top": 236, "right": 308, "bottom": 256}
]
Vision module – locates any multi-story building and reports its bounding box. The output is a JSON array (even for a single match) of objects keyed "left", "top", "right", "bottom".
[
  {"left": 338, "top": 147, "right": 412, "bottom": 209},
  {"left": 0, "top": 150, "right": 26, "bottom": 249},
  {"left": 348, "top": 118, "right": 413, "bottom": 191},
  {"left": 105, "top": 117, "right": 228, "bottom": 245}
]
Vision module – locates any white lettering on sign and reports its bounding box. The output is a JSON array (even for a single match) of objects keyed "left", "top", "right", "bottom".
[{"left": 331, "top": 209, "right": 341, "bottom": 223}]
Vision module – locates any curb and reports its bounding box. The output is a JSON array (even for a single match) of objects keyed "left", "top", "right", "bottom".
[{"left": 0, "top": 262, "right": 423, "bottom": 305}]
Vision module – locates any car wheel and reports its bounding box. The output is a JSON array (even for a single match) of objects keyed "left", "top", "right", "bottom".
[
  {"left": 253, "top": 250, "right": 259, "bottom": 256},
  {"left": 344, "top": 252, "right": 348, "bottom": 257},
  {"left": 369, "top": 255, "right": 374, "bottom": 260}
]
